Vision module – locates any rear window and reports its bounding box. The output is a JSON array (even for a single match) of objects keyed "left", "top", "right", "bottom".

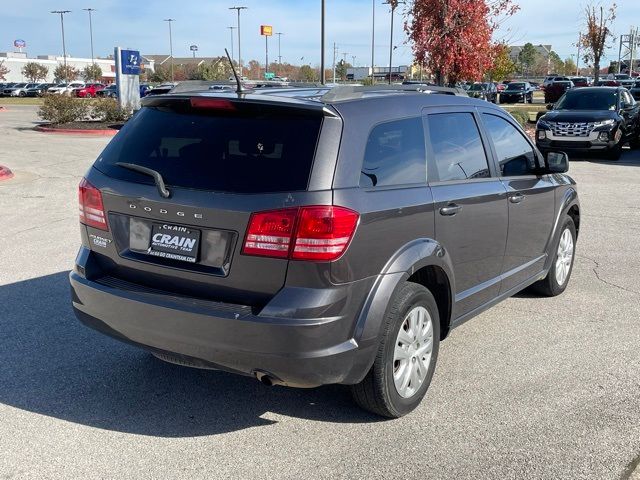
[{"left": 94, "top": 105, "right": 323, "bottom": 193}]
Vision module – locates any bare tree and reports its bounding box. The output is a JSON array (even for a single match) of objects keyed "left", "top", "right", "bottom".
[{"left": 580, "top": 2, "right": 616, "bottom": 83}]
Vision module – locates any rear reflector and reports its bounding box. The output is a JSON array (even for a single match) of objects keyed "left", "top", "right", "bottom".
[
  {"left": 78, "top": 178, "right": 108, "bottom": 231},
  {"left": 242, "top": 206, "right": 359, "bottom": 261},
  {"left": 190, "top": 97, "right": 236, "bottom": 110}
]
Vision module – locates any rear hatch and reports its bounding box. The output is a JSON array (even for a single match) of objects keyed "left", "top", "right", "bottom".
[{"left": 82, "top": 95, "right": 334, "bottom": 308}]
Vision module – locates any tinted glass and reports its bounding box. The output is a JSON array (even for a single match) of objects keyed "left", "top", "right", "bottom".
[
  {"left": 427, "top": 113, "right": 489, "bottom": 181},
  {"left": 95, "top": 106, "right": 322, "bottom": 193},
  {"left": 360, "top": 117, "right": 426, "bottom": 187},
  {"left": 507, "top": 83, "right": 526, "bottom": 90},
  {"left": 482, "top": 114, "right": 538, "bottom": 176},
  {"left": 555, "top": 89, "right": 617, "bottom": 110}
]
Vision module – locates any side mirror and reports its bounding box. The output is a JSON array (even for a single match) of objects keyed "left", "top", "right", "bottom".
[
  {"left": 545, "top": 151, "right": 569, "bottom": 173},
  {"left": 546, "top": 103, "right": 554, "bottom": 110}
]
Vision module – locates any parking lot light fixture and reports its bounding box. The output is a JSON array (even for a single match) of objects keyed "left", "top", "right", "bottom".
[
  {"left": 229, "top": 6, "right": 248, "bottom": 78},
  {"left": 227, "top": 26, "right": 236, "bottom": 65},
  {"left": 51, "top": 10, "right": 71, "bottom": 70},
  {"left": 82, "top": 8, "right": 96, "bottom": 67},
  {"left": 164, "top": 19, "right": 176, "bottom": 82}
]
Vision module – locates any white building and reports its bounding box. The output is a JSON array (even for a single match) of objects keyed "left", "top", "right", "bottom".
[{"left": 0, "top": 51, "right": 155, "bottom": 83}]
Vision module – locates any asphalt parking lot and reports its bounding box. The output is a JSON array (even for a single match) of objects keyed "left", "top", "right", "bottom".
[{"left": 1, "top": 105, "right": 639, "bottom": 480}]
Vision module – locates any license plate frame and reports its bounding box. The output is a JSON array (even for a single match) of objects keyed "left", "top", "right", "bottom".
[{"left": 148, "top": 223, "right": 201, "bottom": 264}]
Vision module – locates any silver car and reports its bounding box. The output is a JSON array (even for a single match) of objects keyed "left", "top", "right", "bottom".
[{"left": 3, "top": 83, "right": 40, "bottom": 97}]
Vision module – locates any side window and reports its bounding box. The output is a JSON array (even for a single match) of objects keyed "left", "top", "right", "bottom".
[
  {"left": 622, "top": 90, "right": 634, "bottom": 106},
  {"left": 482, "top": 114, "right": 538, "bottom": 177},
  {"left": 360, "top": 117, "right": 426, "bottom": 187},
  {"left": 427, "top": 112, "right": 490, "bottom": 181}
]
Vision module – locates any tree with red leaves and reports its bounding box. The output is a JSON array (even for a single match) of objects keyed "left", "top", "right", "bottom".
[{"left": 404, "top": 0, "right": 519, "bottom": 85}]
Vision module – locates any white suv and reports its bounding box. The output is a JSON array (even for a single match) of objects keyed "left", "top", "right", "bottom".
[{"left": 47, "top": 82, "right": 85, "bottom": 95}]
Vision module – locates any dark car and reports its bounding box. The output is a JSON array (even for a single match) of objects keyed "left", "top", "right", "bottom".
[
  {"left": 569, "top": 77, "right": 589, "bottom": 88},
  {"left": 0, "top": 83, "right": 16, "bottom": 96},
  {"left": 499, "top": 82, "right": 534, "bottom": 103},
  {"left": 544, "top": 80, "right": 574, "bottom": 103},
  {"left": 26, "top": 83, "right": 57, "bottom": 97},
  {"left": 629, "top": 81, "right": 640, "bottom": 101},
  {"left": 467, "top": 82, "right": 498, "bottom": 103},
  {"left": 96, "top": 84, "right": 117, "bottom": 98},
  {"left": 537, "top": 86, "right": 640, "bottom": 160},
  {"left": 70, "top": 85, "right": 579, "bottom": 418}
]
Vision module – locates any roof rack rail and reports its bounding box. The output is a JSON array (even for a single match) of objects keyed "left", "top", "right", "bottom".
[{"left": 320, "top": 84, "right": 467, "bottom": 103}]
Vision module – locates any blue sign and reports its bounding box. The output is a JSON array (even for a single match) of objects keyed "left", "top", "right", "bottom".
[
  {"left": 120, "top": 49, "right": 141, "bottom": 75},
  {"left": 14, "top": 39, "right": 26, "bottom": 48}
]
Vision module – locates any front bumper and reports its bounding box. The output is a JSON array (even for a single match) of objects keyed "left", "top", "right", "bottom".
[
  {"left": 70, "top": 266, "right": 376, "bottom": 388},
  {"left": 536, "top": 128, "right": 620, "bottom": 153}
]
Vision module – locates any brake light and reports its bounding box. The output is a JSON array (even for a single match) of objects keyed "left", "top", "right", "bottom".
[
  {"left": 242, "top": 206, "right": 359, "bottom": 261},
  {"left": 78, "top": 178, "right": 108, "bottom": 231},
  {"left": 190, "top": 97, "right": 236, "bottom": 110}
]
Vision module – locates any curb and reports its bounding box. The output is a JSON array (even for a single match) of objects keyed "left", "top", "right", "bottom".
[
  {"left": 34, "top": 125, "right": 118, "bottom": 136},
  {"left": 0, "top": 165, "right": 14, "bottom": 181}
]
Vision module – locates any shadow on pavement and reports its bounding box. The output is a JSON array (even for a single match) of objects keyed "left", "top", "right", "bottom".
[
  {"left": 0, "top": 272, "right": 380, "bottom": 437},
  {"left": 572, "top": 146, "right": 640, "bottom": 166}
]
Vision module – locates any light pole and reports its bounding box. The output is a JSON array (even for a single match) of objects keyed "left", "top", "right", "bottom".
[
  {"left": 229, "top": 6, "right": 247, "bottom": 78},
  {"left": 276, "top": 32, "right": 283, "bottom": 64},
  {"left": 383, "top": 1, "right": 404, "bottom": 85},
  {"left": 320, "top": 0, "right": 326, "bottom": 84},
  {"left": 164, "top": 19, "right": 175, "bottom": 82},
  {"left": 82, "top": 8, "right": 96, "bottom": 68},
  {"left": 352, "top": 55, "right": 356, "bottom": 67},
  {"left": 51, "top": 10, "right": 71, "bottom": 72},
  {"left": 227, "top": 26, "right": 236, "bottom": 65},
  {"left": 371, "top": 0, "right": 376, "bottom": 83}
]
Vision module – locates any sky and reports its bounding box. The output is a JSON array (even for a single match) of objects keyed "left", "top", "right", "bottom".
[{"left": 1, "top": 0, "right": 638, "bottom": 68}]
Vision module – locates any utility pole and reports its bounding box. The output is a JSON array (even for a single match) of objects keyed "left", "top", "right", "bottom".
[
  {"left": 265, "top": 34, "right": 269, "bottom": 77},
  {"left": 321, "top": 0, "right": 326, "bottom": 84},
  {"left": 229, "top": 6, "right": 248, "bottom": 78},
  {"left": 371, "top": 0, "right": 375, "bottom": 84},
  {"left": 276, "top": 32, "right": 283, "bottom": 64},
  {"left": 51, "top": 10, "right": 71, "bottom": 72},
  {"left": 383, "top": 1, "right": 404, "bottom": 85},
  {"left": 227, "top": 26, "right": 236, "bottom": 64},
  {"left": 163, "top": 19, "right": 175, "bottom": 82},
  {"left": 82, "top": 8, "right": 96, "bottom": 68},
  {"left": 352, "top": 55, "right": 356, "bottom": 67},
  {"left": 332, "top": 42, "right": 338, "bottom": 83}
]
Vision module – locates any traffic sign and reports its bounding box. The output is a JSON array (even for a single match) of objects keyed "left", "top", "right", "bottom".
[
  {"left": 14, "top": 39, "right": 26, "bottom": 48},
  {"left": 260, "top": 25, "right": 273, "bottom": 36}
]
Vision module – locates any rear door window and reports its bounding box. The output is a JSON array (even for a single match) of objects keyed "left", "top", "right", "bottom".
[
  {"left": 426, "top": 113, "right": 490, "bottom": 181},
  {"left": 360, "top": 117, "right": 427, "bottom": 187},
  {"left": 94, "top": 105, "right": 323, "bottom": 193}
]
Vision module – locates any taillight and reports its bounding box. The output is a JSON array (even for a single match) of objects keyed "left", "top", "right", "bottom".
[
  {"left": 78, "top": 178, "right": 108, "bottom": 231},
  {"left": 242, "top": 206, "right": 359, "bottom": 262}
]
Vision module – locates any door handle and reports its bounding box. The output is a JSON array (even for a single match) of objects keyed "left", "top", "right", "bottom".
[
  {"left": 509, "top": 193, "right": 525, "bottom": 204},
  {"left": 439, "top": 203, "right": 462, "bottom": 216}
]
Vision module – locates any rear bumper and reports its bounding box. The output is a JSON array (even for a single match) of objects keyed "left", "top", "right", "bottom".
[{"left": 70, "top": 270, "right": 377, "bottom": 388}]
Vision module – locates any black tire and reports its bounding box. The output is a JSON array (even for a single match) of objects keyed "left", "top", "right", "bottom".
[
  {"left": 19, "top": 91, "right": 26, "bottom": 97},
  {"left": 605, "top": 143, "right": 622, "bottom": 160},
  {"left": 350, "top": 282, "right": 440, "bottom": 418},
  {"left": 531, "top": 217, "right": 576, "bottom": 297},
  {"left": 527, "top": 94, "right": 533, "bottom": 103}
]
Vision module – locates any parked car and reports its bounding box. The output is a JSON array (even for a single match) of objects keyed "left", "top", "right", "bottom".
[
  {"left": 0, "top": 83, "right": 16, "bottom": 96},
  {"left": 2, "top": 83, "right": 38, "bottom": 97},
  {"left": 529, "top": 81, "right": 541, "bottom": 90},
  {"left": 26, "top": 83, "right": 56, "bottom": 97},
  {"left": 613, "top": 74, "right": 635, "bottom": 89},
  {"left": 544, "top": 80, "right": 574, "bottom": 103},
  {"left": 630, "top": 80, "right": 640, "bottom": 101},
  {"left": 467, "top": 82, "right": 498, "bottom": 103},
  {"left": 499, "top": 82, "right": 534, "bottom": 103},
  {"left": 74, "top": 83, "right": 106, "bottom": 98},
  {"left": 145, "top": 83, "right": 177, "bottom": 96},
  {"left": 48, "top": 82, "right": 85, "bottom": 95},
  {"left": 96, "top": 84, "right": 117, "bottom": 98},
  {"left": 140, "top": 84, "right": 152, "bottom": 97},
  {"left": 569, "top": 77, "right": 589, "bottom": 88},
  {"left": 70, "top": 85, "right": 579, "bottom": 418},
  {"left": 537, "top": 86, "right": 640, "bottom": 160},
  {"left": 543, "top": 76, "right": 570, "bottom": 89}
]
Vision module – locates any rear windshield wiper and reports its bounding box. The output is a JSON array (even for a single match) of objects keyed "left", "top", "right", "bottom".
[{"left": 115, "top": 162, "right": 171, "bottom": 198}]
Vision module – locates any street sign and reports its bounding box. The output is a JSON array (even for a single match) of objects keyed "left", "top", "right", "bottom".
[
  {"left": 190, "top": 45, "right": 198, "bottom": 52},
  {"left": 14, "top": 39, "right": 26, "bottom": 48},
  {"left": 264, "top": 72, "right": 275, "bottom": 80},
  {"left": 260, "top": 25, "right": 273, "bottom": 36},
  {"left": 120, "top": 49, "right": 141, "bottom": 75}
]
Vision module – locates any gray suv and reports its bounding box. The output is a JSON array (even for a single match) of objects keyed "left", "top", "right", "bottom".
[{"left": 70, "top": 85, "right": 580, "bottom": 417}]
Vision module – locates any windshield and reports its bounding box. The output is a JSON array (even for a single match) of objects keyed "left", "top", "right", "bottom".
[
  {"left": 56, "top": 83, "right": 68, "bottom": 87},
  {"left": 555, "top": 90, "right": 618, "bottom": 111},
  {"left": 94, "top": 105, "right": 323, "bottom": 194},
  {"left": 469, "top": 84, "right": 487, "bottom": 91},
  {"left": 506, "top": 83, "right": 525, "bottom": 90},
  {"left": 14, "top": 83, "right": 27, "bottom": 88}
]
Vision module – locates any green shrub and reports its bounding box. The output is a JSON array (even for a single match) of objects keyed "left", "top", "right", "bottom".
[
  {"left": 89, "top": 98, "right": 131, "bottom": 123},
  {"left": 38, "top": 94, "right": 90, "bottom": 124},
  {"left": 509, "top": 110, "right": 530, "bottom": 128}
]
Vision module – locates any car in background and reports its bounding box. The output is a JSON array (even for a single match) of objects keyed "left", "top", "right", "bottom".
[
  {"left": 48, "top": 82, "right": 86, "bottom": 95},
  {"left": 467, "top": 82, "right": 498, "bottom": 103},
  {"left": 543, "top": 76, "right": 571, "bottom": 89},
  {"left": 96, "top": 84, "right": 117, "bottom": 98},
  {"left": 140, "top": 84, "right": 152, "bottom": 97},
  {"left": 146, "top": 83, "right": 177, "bottom": 96},
  {"left": 613, "top": 74, "right": 635, "bottom": 88},
  {"left": 499, "top": 82, "right": 534, "bottom": 103},
  {"left": 544, "top": 80, "right": 574, "bottom": 103},
  {"left": 0, "top": 83, "right": 16, "bottom": 96},
  {"left": 630, "top": 80, "right": 640, "bottom": 101},
  {"left": 26, "top": 83, "right": 57, "bottom": 97},
  {"left": 536, "top": 86, "right": 640, "bottom": 160},
  {"left": 529, "top": 81, "right": 541, "bottom": 90},
  {"left": 569, "top": 77, "right": 589, "bottom": 88},
  {"left": 2, "top": 83, "right": 39, "bottom": 97},
  {"left": 74, "top": 83, "right": 106, "bottom": 98}
]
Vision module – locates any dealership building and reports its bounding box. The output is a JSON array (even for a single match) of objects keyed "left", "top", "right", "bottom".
[{"left": 0, "top": 51, "right": 155, "bottom": 83}]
